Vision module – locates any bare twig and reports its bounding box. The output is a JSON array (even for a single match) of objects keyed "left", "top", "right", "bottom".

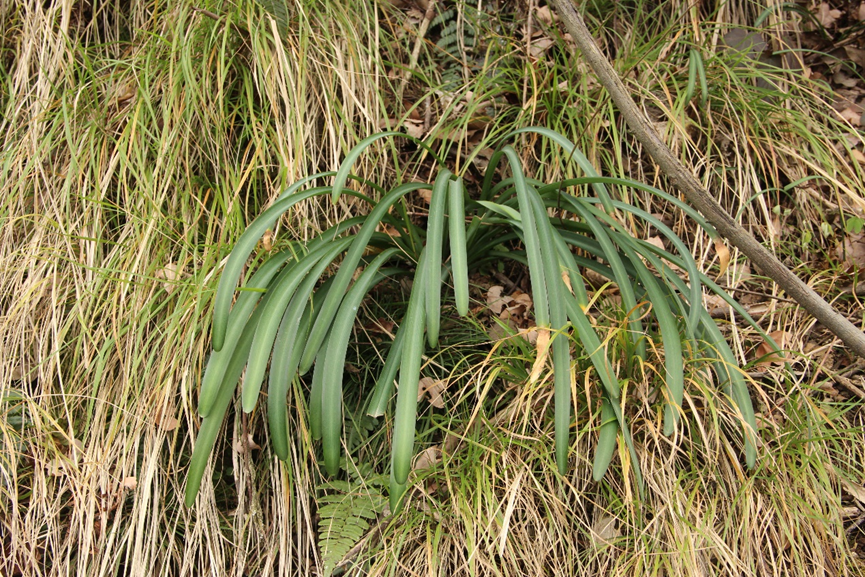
[
  {"left": 548, "top": 0, "right": 865, "bottom": 358},
  {"left": 398, "top": 1, "right": 437, "bottom": 102}
]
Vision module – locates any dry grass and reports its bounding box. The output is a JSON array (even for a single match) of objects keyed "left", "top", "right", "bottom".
[{"left": 1, "top": 0, "right": 864, "bottom": 575}]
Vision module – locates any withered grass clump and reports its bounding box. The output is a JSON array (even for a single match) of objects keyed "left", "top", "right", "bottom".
[{"left": 1, "top": 1, "right": 862, "bottom": 576}]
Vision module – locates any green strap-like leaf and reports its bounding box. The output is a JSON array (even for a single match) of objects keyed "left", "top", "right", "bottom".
[
  {"left": 564, "top": 196, "right": 647, "bottom": 359},
  {"left": 366, "top": 321, "right": 406, "bottom": 418},
  {"left": 561, "top": 228, "right": 758, "bottom": 467},
  {"left": 186, "top": 288, "right": 274, "bottom": 506},
  {"left": 391, "top": 249, "right": 427, "bottom": 485},
  {"left": 268, "top": 279, "right": 335, "bottom": 461},
  {"left": 503, "top": 147, "right": 549, "bottom": 327},
  {"left": 309, "top": 333, "right": 331, "bottom": 442},
  {"left": 527, "top": 188, "right": 573, "bottom": 474},
  {"left": 242, "top": 238, "right": 353, "bottom": 412},
  {"left": 212, "top": 182, "right": 331, "bottom": 351},
  {"left": 329, "top": 132, "right": 445, "bottom": 203},
  {"left": 593, "top": 394, "right": 619, "bottom": 481},
  {"left": 198, "top": 250, "right": 293, "bottom": 417},
  {"left": 615, "top": 239, "right": 686, "bottom": 436},
  {"left": 321, "top": 250, "right": 399, "bottom": 475},
  {"left": 425, "top": 169, "right": 452, "bottom": 348},
  {"left": 299, "top": 183, "right": 428, "bottom": 375},
  {"left": 448, "top": 177, "right": 469, "bottom": 317},
  {"left": 503, "top": 126, "right": 614, "bottom": 212}
]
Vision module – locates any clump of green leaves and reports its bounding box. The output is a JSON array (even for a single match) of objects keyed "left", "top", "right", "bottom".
[{"left": 185, "top": 128, "right": 764, "bottom": 510}]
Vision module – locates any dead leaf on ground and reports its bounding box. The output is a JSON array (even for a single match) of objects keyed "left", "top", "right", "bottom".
[
  {"left": 155, "top": 263, "right": 180, "bottom": 293},
  {"left": 417, "top": 187, "right": 433, "bottom": 205},
  {"left": 591, "top": 514, "right": 620, "bottom": 547},
  {"left": 714, "top": 239, "right": 731, "bottom": 276},
  {"left": 417, "top": 376, "right": 447, "bottom": 408},
  {"left": 529, "top": 36, "right": 556, "bottom": 58},
  {"left": 561, "top": 270, "right": 573, "bottom": 294},
  {"left": 840, "top": 106, "right": 863, "bottom": 125},
  {"left": 511, "top": 291, "right": 532, "bottom": 311},
  {"left": 486, "top": 285, "right": 511, "bottom": 315},
  {"left": 832, "top": 70, "right": 859, "bottom": 88},
  {"left": 413, "top": 446, "right": 441, "bottom": 471},
  {"left": 816, "top": 3, "right": 843, "bottom": 28},
  {"left": 838, "top": 233, "right": 865, "bottom": 267},
  {"left": 529, "top": 329, "right": 551, "bottom": 383},
  {"left": 755, "top": 330, "right": 789, "bottom": 366},
  {"left": 403, "top": 119, "right": 424, "bottom": 139},
  {"left": 839, "top": 476, "right": 865, "bottom": 505},
  {"left": 645, "top": 236, "right": 665, "bottom": 251},
  {"left": 704, "top": 293, "right": 731, "bottom": 316},
  {"left": 158, "top": 415, "right": 178, "bottom": 431},
  {"left": 535, "top": 5, "right": 557, "bottom": 25},
  {"left": 381, "top": 224, "right": 402, "bottom": 238},
  {"left": 844, "top": 46, "right": 865, "bottom": 69}
]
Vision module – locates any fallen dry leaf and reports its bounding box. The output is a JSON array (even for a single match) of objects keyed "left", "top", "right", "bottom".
[
  {"left": 535, "top": 5, "right": 556, "bottom": 25},
  {"left": 529, "top": 329, "right": 551, "bottom": 383},
  {"left": 486, "top": 285, "right": 511, "bottom": 315},
  {"left": 645, "top": 236, "right": 665, "bottom": 251},
  {"left": 511, "top": 291, "right": 532, "bottom": 311},
  {"left": 714, "top": 239, "right": 731, "bottom": 276},
  {"left": 839, "top": 476, "right": 865, "bottom": 505},
  {"left": 859, "top": 2, "right": 865, "bottom": 20},
  {"left": 417, "top": 376, "right": 447, "bottom": 408},
  {"left": 832, "top": 70, "right": 859, "bottom": 88},
  {"left": 159, "top": 415, "right": 178, "bottom": 431},
  {"left": 417, "top": 187, "right": 433, "bottom": 204},
  {"left": 840, "top": 107, "right": 863, "bottom": 126},
  {"left": 47, "top": 457, "right": 64, "bottom": 476},
  {"left": 816, "top": 2, "right": 842, "bottom": 27},
  {"left": 591, "top": 514, "right": 620, "bottom": 546},
  {"left": 845, "top": 46, "right": 865, "bottom": 69},
  {"left": 529, "top": 36, "right": 556, "bottom": 58},
  {"left": 426, "top": 381, "right": 446, "bottom": 408},
  {"left": 561, "top": 270, "right": 573, "bottom": 294},
  {"left": 755, "top": 330, "right": 789, "bottom": 366},
  {"left": 403, "top": 119, "right": 424, "bottom": 139},
  {"left": 155, "top": 263, "right": 180, "bottom": 293},
  {"left": 851, "top": 149, "right": 865, "bottom": 164},
  {"left": 838, "top": 233, "right": 865, "bottom": 267},
  {"left": 413, "top": 446, "right": 441, "bottom": 471}
]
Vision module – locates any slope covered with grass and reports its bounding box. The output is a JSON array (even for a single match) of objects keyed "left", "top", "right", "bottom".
[{"left": 1, "top": 1, "right": 863, "bottom": 575}]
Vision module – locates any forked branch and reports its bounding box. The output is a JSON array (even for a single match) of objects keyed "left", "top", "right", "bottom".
[{"left": 549, "top": 0, "right": 865, "bottom": 358}]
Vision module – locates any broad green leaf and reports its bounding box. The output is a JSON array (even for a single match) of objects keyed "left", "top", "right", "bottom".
[
  {"left": 242, "top": 238, "right": 352, "bottom": 412},
  {"left": 391, "top": 250, "right": 427, "bottom": 485},
  {"left": 321, "top": 251, "right": 398, "bottom": 475},
  {"left": 425, "top": 169, "right": 451, "bottom": 348},
  {"left": 299, "top": 183, "right": 428, "bottom": 375},
  {"left": 448, "top": 177, "right": 469, "bottom": 316},
  {"left": 198, "top": 250, "right": 293, "bottom": 417},
  {"left": 593, "top": 395, "right": 619, "bottom": 481}
]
